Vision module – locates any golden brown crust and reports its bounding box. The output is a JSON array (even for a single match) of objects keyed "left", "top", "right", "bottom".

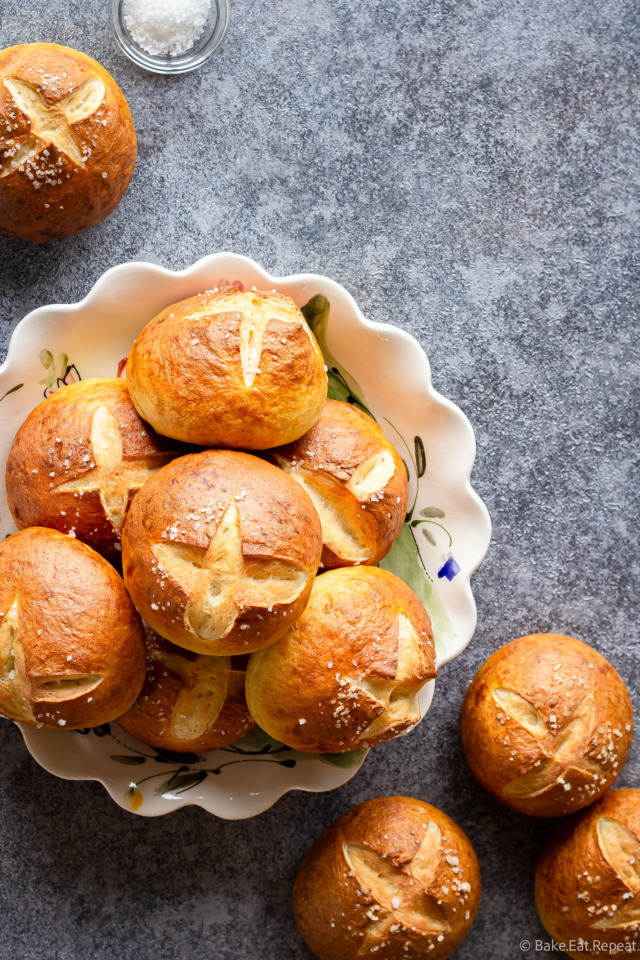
[
  {"left": 460, "top": 634, "right": 633, "bottom": 817},
  {"left": 121, "top": 449, "right": 323, "bottom": 656},
  {"left": 293, "top": 796, "right": 481, "bottom": 960},
  {"left": 0, "top": 527, "right": 146, "bottom": 728},
  {"left": 270, "top": 399, "right": 408, "bottom": 568},
  {"left": 116, "top": 628, "right": 254, "bottom": 752},
  {"left": 6, "top": 378, "right": 183, "bottom": 562},
  {"left": 535, "top": 789, "right": 640, "bottom": 958},
  {"left": 0, "top": 43, "right": 136, "bottom": 242},
  {"left": 126, "top": 287, "right": 328, "bottom": 448},
  {"left": 245, "top": 567, "right": 436, "bottom": 753}
]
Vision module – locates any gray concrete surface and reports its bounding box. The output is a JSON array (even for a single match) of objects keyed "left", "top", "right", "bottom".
[{"left": 0, "top": 1, "right": 638, "bottom": 958}]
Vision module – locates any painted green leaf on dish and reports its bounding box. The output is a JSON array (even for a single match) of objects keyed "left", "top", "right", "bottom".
[
  {"left": 420, "top": 506, "right": 445, "bottom": 519},
  {"left": 379, "top": 524, "right": 454, "bottom": 656},
  {"left": 327, "top": 369, "right": 351, "bottom": 403},
  {"left": 326, "top": 370, "right": 370, "bottom": 415},
  {"left": 155, "top": 770, "right": 207, "bottom": 796},
  {"left": 422, "top": 526, "right": 437, "bottom": 546},
  {"left": 414, "top": 436, "right": 426, "bottom": 478},
  {"left": 301, "top": 293, "right": 330, "bottom": 330},
  {"left": 234, "top": 725, "right": 287, "bottom": 753},
  {"left": 109, "top": 754, "right": 146, "bottom": 766},
  {"left": 0, "top": 383, "right": 23, "bottom": 403},
  {"left": 302, "top": 294, "right": 369, "bottom": 411}
]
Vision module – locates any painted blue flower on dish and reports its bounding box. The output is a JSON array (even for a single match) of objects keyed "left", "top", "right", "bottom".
[{"left": 438, "top": 558, "right": 460, "bottom": 581}]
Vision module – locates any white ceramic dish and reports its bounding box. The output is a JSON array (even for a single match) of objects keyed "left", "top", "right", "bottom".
[{"left": 0, "top": 253, "right": 491, "bottom": 819}]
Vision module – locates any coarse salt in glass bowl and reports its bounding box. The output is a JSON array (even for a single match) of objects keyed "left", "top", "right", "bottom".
[{"left": 110, "top": 0, "right": 230, "bottom": 75}]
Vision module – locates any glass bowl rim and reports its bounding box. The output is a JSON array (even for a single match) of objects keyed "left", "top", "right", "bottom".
[{"left": 109, "top": 0, "right": 230, "bottom": 75}]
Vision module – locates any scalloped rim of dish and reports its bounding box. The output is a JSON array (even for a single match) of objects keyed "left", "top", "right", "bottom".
[{"left": 1, "top": 252, "right": 491, "bottom": 818}]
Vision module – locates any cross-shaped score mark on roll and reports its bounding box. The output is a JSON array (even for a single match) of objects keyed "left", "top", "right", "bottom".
[
  {"left": 276, "top": 456, "right": 368, "bottom": 561},
  {"left": 1, "top": 76, "right": 105, "bottom": 178},
  {"left": 186, "top": 291, "right": 318, "bottom": 389},
  {"left": 346, "top": 449, "right": 396, "bottom": 500},
  {"left": 275, "top": 449, "right": 396, "bottom": 564},
  {"left": 238, "top": 298, "right": 305, "bottom": 387},
  {"left": 0, "top": 599, "right": 103, "bottom": 722},
  {"left": 152, "top": 499, "right": 308, "bottom": 645},
  {"left": 153, "top": 647, "right": 228, "bottom": 742},
  {"left": 493, "top": 688, "right": 602, "bottom": 799},
  {"left": 344, "top": 820, "right": 449, "bottom": 954},
  {"left": 55, "top": 405, "right": 175, "bottom": 534},
  {"left": 592, "top": 818, "right": 640, "bottom": 929},
  {"left": 348, "top": 614, "right": 429, "bottom": 743},
  {"left": 0, "top": 600, "right": 31, "bottom": 721}
]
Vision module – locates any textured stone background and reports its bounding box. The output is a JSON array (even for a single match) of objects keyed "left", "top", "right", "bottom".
[{"left": 0, "top": 1, "right": 638, "bottom": 958}]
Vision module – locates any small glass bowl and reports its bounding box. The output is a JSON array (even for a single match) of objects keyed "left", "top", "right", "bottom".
[{"left": 110, "top": 0, "right": 230, "bottom": 75}]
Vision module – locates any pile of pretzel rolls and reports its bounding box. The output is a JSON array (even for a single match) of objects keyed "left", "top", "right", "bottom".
[{"left": 1, "top": 286, "right": 436, "bottom": 756}]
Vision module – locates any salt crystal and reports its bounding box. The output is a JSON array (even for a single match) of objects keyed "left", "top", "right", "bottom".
[{"left": 123, "top": 0, "right": 212, "bottom": 58}]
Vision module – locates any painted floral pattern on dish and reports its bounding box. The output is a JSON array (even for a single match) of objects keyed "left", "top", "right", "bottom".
[
  {"left": 0, "top": 350, "right": 81, "bottom": 405},
  {"left": 73, "top": 722, "right": 364, "bottom": 809},
  {"left": 302, "top": 295, "right": 458, "bottom": 643},
  {"left": 39, "top": 350, "right": 81, "bottom": 397}
]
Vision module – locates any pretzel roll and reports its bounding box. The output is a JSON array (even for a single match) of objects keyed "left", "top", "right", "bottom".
[
  {"left": 460, "top": 634, "right": 633, "bottom": 817},
  {"left": 121, "top": 450, "right": 323, "bottom": 656},
  {"left": 116, "top": 628, "right": 253, "bottom": 752},
  {"left": 126, "top": 287, "right": 328, "bottom": 448},
  {"left": 270, "top": 399, "right": 408, "bottom": 569},
  {"left": 0, "top": 527, "right": 145, "bottom": 728},
  {"left": 294, "top": 796, "right": 481, "bottom": 960},
  {"left": 245, "top": 567, "right": 436, "bottom": 753},
  {"left": 0, "top": 43, "right": 136, "bottom": 242},
  {"left": 6, "top": 378, "right": 183, "bottom": 562},
  {"left": 536, "top": 789, "right": 640, "bottom": 958}
]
